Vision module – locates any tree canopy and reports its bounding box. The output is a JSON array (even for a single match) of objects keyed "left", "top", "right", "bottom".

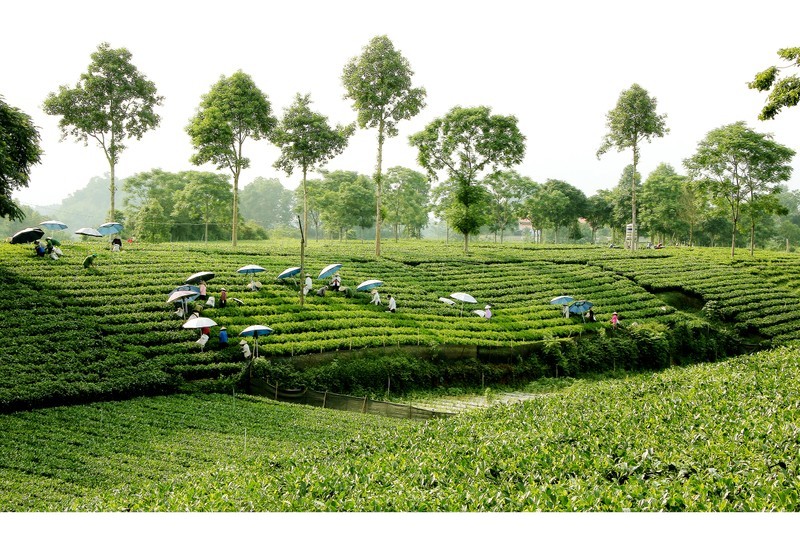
[
  {"left": 186, "top": 70, "right": 276, "bottom": 247},
  {"left": 684, "top": 121, "right": 795, "bottom": 258},
  {"left": 749, "top": 46, "right": 800, "bottom": 120},
  {"left": 0, "top": 96, "right": 42, "bottom": 221},
  {"left": 342, "top": 35, "right": 426, "bottom": 256},
  {"left": 272, "top": 93, "right": 354, "bottom": 304},
  {"left": 409, "top": 106, "right": 526, "bottom": 253},
  {"left": 43, "top": 42, "right": 162, "bottom": 219}
]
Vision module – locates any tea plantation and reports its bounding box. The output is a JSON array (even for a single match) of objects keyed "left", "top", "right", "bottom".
[
  {"left": 2, "top": 239, "right": 800, "bottom": 511},
  {"left": 3, "top": 238, "right": 800, "bottom": 410}
]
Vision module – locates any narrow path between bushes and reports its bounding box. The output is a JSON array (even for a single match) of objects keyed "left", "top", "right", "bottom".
[{"left": 407, "top": 391, "right": 544, "bottom": 414}]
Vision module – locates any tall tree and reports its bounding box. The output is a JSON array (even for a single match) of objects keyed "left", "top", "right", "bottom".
[
  {"left": 596, "top": 83, "right": 668, "bottom": 250},
  {"left": 684, "top": 121, "right": 795, "bottom": 258},
  {"left": 383, "top": 166, "right": 430, "bottom": 240},
  {"left": 342, "top": 35, "right": 427, "bottom": 257},
  {"left": 271, "top": 93, "right": 353, "bottom": 304},
  {"left": 186, "top": 70, "right": 276, "bottom": 247},
  {"left": 749, "top": 46, "right": 800, "bottom": 120},
  {"left": 43, "top": 42, "right": 162, "bottom": 220},
  {"left": 0, "top": 96, "right": 42, "bottom": 221},
  {"left": 409, "top": 106, "right": 526, "bottom": 253}
]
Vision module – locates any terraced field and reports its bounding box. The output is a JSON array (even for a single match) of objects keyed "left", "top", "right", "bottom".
[{"left": 3, "top": 238, "right": 800, "bottom": 411}]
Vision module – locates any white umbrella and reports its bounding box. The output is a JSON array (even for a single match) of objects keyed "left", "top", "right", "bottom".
[
  {"left": 450, "top": 292, "right": 477, "bottom": 316},
  {"left": 438, "top": 297, "right": 455, "bottom": 306},
  {"left": 318, "top": 263, "right": 342, "bottom": 279},
  {"left": 75, "top": 227, "right": 102, "bottom": 238},
  {"left": 356, "top": 280, "right": 383, "bottom": 292},
  {"left": 473, "top": 309, "right": 486, "bottom": 317},
  {"left": 182, "top": 317, "right": 217, "bottom": 329},
  {"left": 167, "top": 289, "right": 199, "bottom": 316}
]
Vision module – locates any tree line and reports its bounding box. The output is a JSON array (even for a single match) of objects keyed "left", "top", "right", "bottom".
[{"left": 2, "top": 40, "right": 799, "bottom": 258}]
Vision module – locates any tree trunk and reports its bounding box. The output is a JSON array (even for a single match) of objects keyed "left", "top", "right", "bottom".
[
  {"left": 232, "top": 170, "right": 240, "bottom": 247},
  {"left": 631, "top": 143, "right": 638, "bottom": 251},
  {"left": 300, "top": 167, "right": 308, "bottom": 306},
  {"left": 750, "top": 217, "right": 756, "bottom": 256},
  {"left": 374, "top": 121, "right": 385, "bottom": 257},
  {"left": 204, "top": 198, "right": 209, "bottom": 243},
  {"left": 109, "top": 162, "right": 116, "bottom": 221},
  {"left": 464, "top": 231, "right": 469, "bottom": 254}
]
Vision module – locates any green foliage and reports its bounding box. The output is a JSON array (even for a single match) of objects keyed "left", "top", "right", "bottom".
[
  {"left": 2, "top": 240, "right": 800, "bottom": 410},
  {"left": 186, "top": 70, "right": 277, "bottom": 246},
  {"left": 0, "top": 96, "right": 42, "bottom": 221},
  {"left": 409, "top": 106, "right": 526, "bottom": 253},
  {"left": 5, "top": 345, "right": 800, "bottom": 511},
  {"left": 342, "top": 35, "right": 427, "bottom": 256},
  {"left": 684, "top": 121, "right": 796, "bottom": 257},
  {"left": 749, "top": 46, "right": 800, "bottom": 120},
  {"left": 42, "top": 42, "right": 163, "bottom": 217}
]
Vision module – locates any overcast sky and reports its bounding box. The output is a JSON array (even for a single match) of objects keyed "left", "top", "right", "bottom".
[{"left": 4, "top": 0, "right": 800, "bottom": 208}]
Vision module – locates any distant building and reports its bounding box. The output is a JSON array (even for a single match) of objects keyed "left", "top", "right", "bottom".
[{"left": 518, "top": 218, "right": 532, "bottom": 232}]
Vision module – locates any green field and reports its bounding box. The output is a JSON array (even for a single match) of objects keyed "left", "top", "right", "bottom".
[
  {"left": 1, "top": 345, "right": 799, "bottom": 511},
  {"left": 3, "top": 239, "right": 800, "bottom": 511}
]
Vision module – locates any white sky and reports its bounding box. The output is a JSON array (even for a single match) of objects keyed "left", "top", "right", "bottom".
[{"left": 4, "top": 0, "right": 800, "bottom": 207}]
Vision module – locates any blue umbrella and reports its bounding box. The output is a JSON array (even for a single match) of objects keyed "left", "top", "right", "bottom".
[
  {"left": 240, "top": 324, "right": 273, "bottom": 358},
  {"left": 237, "top": 264, "right": 266, "bottom": 284},
  {"left": 277, "top": 266, "right": 302, "bottom": 279},
  {"left": 238, "top": 264, "right": 266, "bottom": 275},
  {"left": 549, "top": 295, "right": 574, "bottom": 306},
  {"left": 356, "top": 279, "right": 383, "bottom": 292},
  {"left": 568, "top": 300, "right": 593, "bottom": 315},
  {"left": 98, "top": 222, "right": 124, "bottom": 236},
  {"left": 39, "top": 220, "right": 68, "bottom": 231},
  {"left": 318, "top": 263, "right": 342, "bottom": 279}
]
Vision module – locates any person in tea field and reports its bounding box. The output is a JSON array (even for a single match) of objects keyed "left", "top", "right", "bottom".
[
  {"left": 111, "top": 236, "right": 122, "bottom": 251},
  {"left": 199, "top": 281, "right": 207, "bottom": 301},
  {"left": 33, "top": 241, "right": 46, "bottom": 257},
  {"left": 240, "top": 339, "right": 252, "bottom": 359},
  {"left": 387, "top": 294, "right": 397, "bottom": 313},
  {"left": 370, "top": 289, "right": 382, "bottom": 305},
  {"left": 82, "top": 254, "right": 97, "bottom": 268},
  {"left": 316, "top": 286, "right": 327, "bottom": 297},
  {"left": 585, "top": 309, "right": 597, "bottom": 322},
  {"left": 484, "top": 305, "right": 492, "bottom": 320},
  {"left": 219, "top": 326, "right": 229, "bottom": 348},
  {"left": 611, "top": 312, "right": 619, "bottom": 329},
  {"left": 219, "top": 288, "right": 227, "bottom": 308},
  {"left": 303, "top": 274, "right": 313, "bottom": 295},
  {"left": 331, "top": 273, "right": 341, "bottom": 291}
]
